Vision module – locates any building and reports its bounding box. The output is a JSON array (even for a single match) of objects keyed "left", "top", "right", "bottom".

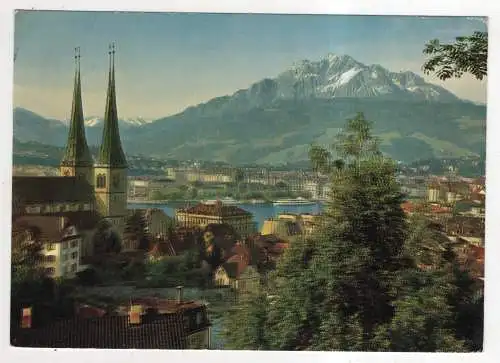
[
  {"left": 12, "top": 215, "right": 93, "bottom": 278},
  {"left": 214, "top": 244, "right": 259, "bottom": 292},
  {"left": 12, "top": 45, "right": 129, "bottom": 256},
  {"left": 427, "top": 181, "right": 441, "bottom": 202},
  {"left": 260, "top": 214, "right": 303, "bottom": 240},
  {"left": 12, "top": 288, "right": 211, "bottom": 349},
  {"left": 175, "top": 201, "right": 257, "bottom": 238},
  {"left": 93, "top": 45, "right": 129, "bottom": 234}
]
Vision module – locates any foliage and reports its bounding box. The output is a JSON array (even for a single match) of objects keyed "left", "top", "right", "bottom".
[
  {"left": 124, "top": 211, "right": 150, "bottom": 250},
  {"left": 143, "top": 248, "right": 206, "bottom": 288},
  {"left": 403, "top": 213, "right": 450, "bottom": 267},
  {"left": 92, "top": 219, "right": 122, "bottom": 255},
  {"left": 223, "top": 287, "right": 270, "bottom": 350},
  {"left": 422, "top": 31, "right": 488, "bottom": 81},
  {"left": 223, "top": 112, "right": 482, "bottom": 351}
]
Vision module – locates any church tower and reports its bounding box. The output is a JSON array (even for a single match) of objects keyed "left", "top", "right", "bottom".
[
  {"left": 60, "top": 47, "right": 93, "bottom": 184},
  {"left": 94, "top": 43, "right": 128, "bottom": 234}
]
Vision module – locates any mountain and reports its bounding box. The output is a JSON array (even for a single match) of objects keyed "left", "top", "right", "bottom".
[
  {"left": 13, "top": 108, "right": 68, "bottom": 146},
  {"left": 122, "top": 53, "right": 486, "bottom": 164},
  {"left": 14, "top": 108, "right": 154, "bottom": 147},
  {"left": 59, "top": 116, "right": 153, "bottom": 129},
  {"left": 13, "top": 53, "right": 486, "bottom": 165}
]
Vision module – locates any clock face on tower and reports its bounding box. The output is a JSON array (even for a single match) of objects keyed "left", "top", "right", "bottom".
[{"left": 112, "top": 175, "right": 120, "bottom": 188}]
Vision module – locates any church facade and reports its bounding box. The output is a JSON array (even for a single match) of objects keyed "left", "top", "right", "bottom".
[{"left": 12, "top": 45, "right": 129, "bottom": 270}]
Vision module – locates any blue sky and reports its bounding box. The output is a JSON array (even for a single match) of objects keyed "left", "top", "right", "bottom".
[{"left": 13, "top": 11, "right": 488, "bottom": 120}]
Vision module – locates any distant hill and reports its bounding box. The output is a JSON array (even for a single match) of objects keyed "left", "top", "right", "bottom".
[{"left": 14, "top": 53, "right": 486, "bottom": 165}]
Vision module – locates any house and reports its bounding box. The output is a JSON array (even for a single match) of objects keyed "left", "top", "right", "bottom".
[
  {"left": 12, "top": 215, "right": 91, "bottom": 278},
  {"left": 260, "top": 218, "right": 302, "bottom": 239},
  {"left": 12, "top": 288, "right": 211, "bottom": 350},
  {"left": 445, "top": 216, "right": 485, "bottom": 241},
  {"left": 214, "top": 244, "right": 259, "bottom": 293},
  {"left": 247, "top": 234, "right": 289, "bottom": 267}
]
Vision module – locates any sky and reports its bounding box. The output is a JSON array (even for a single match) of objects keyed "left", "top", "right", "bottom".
[{"left": 13, "top": 11, "right": 488, "bottom": 120}]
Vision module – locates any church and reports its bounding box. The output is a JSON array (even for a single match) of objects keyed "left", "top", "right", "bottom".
[{"left": 12, "top": 45, "right": 128, "bottom": 277}]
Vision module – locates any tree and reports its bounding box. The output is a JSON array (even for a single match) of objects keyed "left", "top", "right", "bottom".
[
  {"left": 224, "top": 112, "right": 475, "bottom": 351},
  {"left": 223, "top": 287, "right": 270, "bottom": 350},
  {"left": 92, "top": 219, "right": 122, "bottom": 255},
  {"left": 123, "top": 211, "right": 149, "bottom": 251},
  {"left": 404, "top": 213, "right": 450, "bottom": 267},
  {"left": 422, "top": 31, "right": 487, "bottom": 81},
  {"left": 309, "top": 144, "right": 331, "bottom": 174}
]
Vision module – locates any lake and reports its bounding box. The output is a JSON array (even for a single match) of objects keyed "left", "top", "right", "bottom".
[{"left": 129, "top": 202, "right": 324, "bottom": 231}]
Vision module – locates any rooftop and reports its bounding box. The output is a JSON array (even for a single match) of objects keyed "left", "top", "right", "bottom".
[
  {"left": 13, "top": 176, "right": 95, "bottom": 205},
  {"left": 12, "top": 312, "right": 187, "bottom": 349}
]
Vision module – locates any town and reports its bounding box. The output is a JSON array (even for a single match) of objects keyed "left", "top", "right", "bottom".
[{"left": 10, "top": 11, "right": 486, "bottom": 353}]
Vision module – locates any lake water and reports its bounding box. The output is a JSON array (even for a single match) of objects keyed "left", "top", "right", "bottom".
[{"left": 128, "top": 202, "right": 323, "bottom": 231}]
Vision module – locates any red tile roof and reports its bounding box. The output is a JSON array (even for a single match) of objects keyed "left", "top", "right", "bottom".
[
  {"left": 12, "top": 215, "right": 74, "bottom": 243},
  {"left": 222, "top": 254, "right": 250, "bottom": 279},
  {"left": 11, "top": 312, "right": 188, "bottom": 349}
]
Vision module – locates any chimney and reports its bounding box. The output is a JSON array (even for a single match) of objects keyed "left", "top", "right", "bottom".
[
  {"left": 21, "top": 307, "right": 32, "bottom": 328},
  {"left": 129, "top": 305, "right": 142, "bottom": 325},
  {"left": 176, "top": 286, "right": 183, "bottom": 304}
]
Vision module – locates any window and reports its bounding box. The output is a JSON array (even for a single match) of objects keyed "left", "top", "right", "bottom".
[
  {"left": 45, "top": 267, "right": 55, "bottom": 276},
  {"left": 46, "top": 243, "right": 55, "bottom": 251},
  {"left": 71, "top": 252, "right": 78, "bottom": 260},
  {"left": 70, "top": 240, "right": 78, "bottom": 248},
  {"left": 70, "top": 263, "right": 77, "bottom": 272},
  {"left": 96, "top": 174, "right": 107, "bottom": 188},
  {"left": 44, "top": 255, "right": 56, "bottom": 263},
  {"left": 196, "top": 311, "right": 203, "bottom": 326}
]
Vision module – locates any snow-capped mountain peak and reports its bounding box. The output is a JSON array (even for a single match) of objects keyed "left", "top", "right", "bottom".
[
  {"left": 273, "top": 52, "right": 460, "bottom": 102},
  {"left": 62, "top": 116, "right": 153, "bottom": 128}
]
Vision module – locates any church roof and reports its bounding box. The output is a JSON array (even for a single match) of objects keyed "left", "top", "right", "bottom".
[
  {"left": 60, "top": 47, "right": 93, "bottom": 168},
  {"left": 12, "top": 176, "right": 94, "bottom": 205},
  {"left": 96, "top": 43, "right": 127, "bottom": 168}
]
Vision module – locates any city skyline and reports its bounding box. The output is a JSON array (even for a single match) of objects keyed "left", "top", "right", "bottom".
[{"left": 14, "top": 11, "right": 487, "bottom": 120}]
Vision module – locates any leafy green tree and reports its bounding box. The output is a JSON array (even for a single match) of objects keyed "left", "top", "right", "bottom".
[
  {"left": 92, "top": 219, "right": 122, "bottom": 255},
  {"left": 372, "top": 271, "right": 466, "bottom": 351},
  {"left": 309, "top": 144, "right": 331, "bottom": 173},
  {"left": 224, "top": 112, "right": 478, "bottom": 351},
  {"left": 124, "top": 211, "right": 150, "bottom": 251},
  {"left": 404, "top": 213, "right": 450, "bottom": 267},
  {"left": 422, "top": 31, "right": 487, "bottom": 81},
  {"left": 223, "top": 287, "right": 270, "bottom": 350}
]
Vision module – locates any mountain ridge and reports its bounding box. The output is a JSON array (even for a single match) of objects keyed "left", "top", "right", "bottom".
[{"left": 13, "top": 52, "right": 486, "bottom": 165}]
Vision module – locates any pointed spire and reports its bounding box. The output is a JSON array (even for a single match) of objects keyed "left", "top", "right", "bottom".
[
  {"left": 97, "top": 42, "right": 127, "bottom": 168},
  {"left": 61, "top": 47, "right": 93, "bottom": 168}
]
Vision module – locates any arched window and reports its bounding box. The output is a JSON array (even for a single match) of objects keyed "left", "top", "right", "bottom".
[{"left": 96, "top": 174, "right": 106, "bottom": 188}]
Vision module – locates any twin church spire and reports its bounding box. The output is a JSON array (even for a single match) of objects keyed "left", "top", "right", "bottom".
[
  {"left": 61, "top": 47, "right": 93, "bottom": 167},
  {"left": 61, "top": 43, "right": 127, "bottom": 170}
]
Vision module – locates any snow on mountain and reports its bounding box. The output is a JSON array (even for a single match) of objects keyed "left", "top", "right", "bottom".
[
  {"left": 271, "top": 53, "right": 460, "bottom": 102},
  {"left": 61, "top": 116, "right": 153, "bottom": 128}
]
